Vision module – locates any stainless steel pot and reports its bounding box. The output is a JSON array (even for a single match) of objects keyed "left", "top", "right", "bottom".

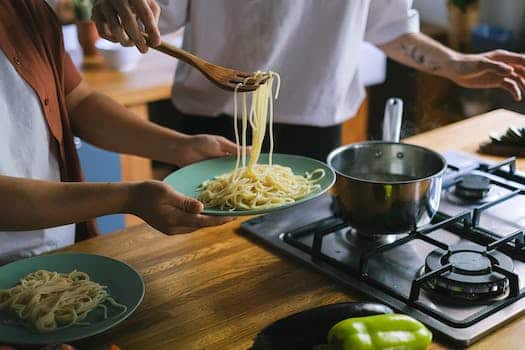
[{"left": 327, "top": 98, "right": 447, "bottom": 235}]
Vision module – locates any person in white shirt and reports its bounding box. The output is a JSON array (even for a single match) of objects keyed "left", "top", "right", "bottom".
[{"left": 92, "top": 0, "right": 525, "bottom": 160}]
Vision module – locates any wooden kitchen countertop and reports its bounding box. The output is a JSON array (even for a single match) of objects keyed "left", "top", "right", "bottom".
[
  {"left": 81, "top": 46, "right": 176, "bottom": 106},
  {"left": 69, "top": 109, "right": 525, "bottom": 349}
]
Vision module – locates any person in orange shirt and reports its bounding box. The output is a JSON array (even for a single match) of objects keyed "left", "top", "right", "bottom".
[{"left": 0, "top": 0, "right": 234, "bottom": 264}]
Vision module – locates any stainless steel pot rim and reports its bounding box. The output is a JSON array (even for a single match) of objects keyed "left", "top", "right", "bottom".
[{"left": 326, "top": 141, "right": 448, "bottom": 185}]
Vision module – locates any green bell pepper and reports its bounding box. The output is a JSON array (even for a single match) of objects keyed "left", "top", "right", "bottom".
[{"left": 327, "top": 314, "right": 432, "bottom": 350}]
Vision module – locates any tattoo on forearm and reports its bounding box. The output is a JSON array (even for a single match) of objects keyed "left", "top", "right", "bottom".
[{"left": 400, "top": 42, "right": 441, "bottom": 72}]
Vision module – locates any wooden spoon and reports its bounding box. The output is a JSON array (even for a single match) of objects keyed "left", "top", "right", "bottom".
[{"left": 147, "top": 36, "right": 267, "bottom": 92}]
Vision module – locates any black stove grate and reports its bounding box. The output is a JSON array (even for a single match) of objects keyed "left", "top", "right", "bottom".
[
  {"left": 282, "top": 156, "right": 525, "bottom": 329},
  {"left": 443, "top": 156, "right": 525, "bottom": 253}
]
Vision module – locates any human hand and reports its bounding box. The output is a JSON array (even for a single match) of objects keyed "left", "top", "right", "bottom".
[
  {"left": 91, "top": 0, "right": 161, "bottom": 53},
  {"left": 174, "top": 134, "right": 239, "bottom": 167},
  {"left": 449, "top": 50, "right": 525, "bottom": 101},
  {"left": 128, "top": 181, "right": 233, "bottom": 234}
]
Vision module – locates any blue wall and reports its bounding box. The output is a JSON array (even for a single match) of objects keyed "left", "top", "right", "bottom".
[{"left": 76, "top": 138, "right": 125, "bottom": 234}]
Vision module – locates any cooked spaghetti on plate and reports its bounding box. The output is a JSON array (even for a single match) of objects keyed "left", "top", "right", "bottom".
[
  {"left": 198, "top": 72, "right": 325, "bottom": 210},
  {"left": 0, "top": 270, "right": 127, "bottom": 332}
]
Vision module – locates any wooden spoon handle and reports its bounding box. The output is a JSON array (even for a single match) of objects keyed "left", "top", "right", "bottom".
[{"left": 144, "top": 33, "right": 207, "bottom": 70}]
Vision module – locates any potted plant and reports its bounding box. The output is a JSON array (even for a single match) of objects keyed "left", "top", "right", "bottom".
[
  {"left": 447, "top": 0, "right": 480, "bottom": 52},
  {"left": 73, "top": 0, "right": 99, "bottom": 57}
]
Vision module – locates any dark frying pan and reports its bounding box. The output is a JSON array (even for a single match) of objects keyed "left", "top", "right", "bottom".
[{"left": 251, "top": 302, "right": 393, "bottom": 350}]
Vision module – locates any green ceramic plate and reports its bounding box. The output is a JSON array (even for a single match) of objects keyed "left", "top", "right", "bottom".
[
  {"left": 163, "top": 153, "right": 335, "bottom": 216},
  {"left": 0, "top": 253, "right": 144, "bottom": 345}
]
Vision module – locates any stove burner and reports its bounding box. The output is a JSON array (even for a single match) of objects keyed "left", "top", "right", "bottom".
[
  {"left": 455, "top": 174, "right": 491, "bottom": 200},
  {"left": 423, "top": 243, "right": 513, "bottom": 301},
  {"left": 444, "top": 186, "right": 501, "bottom": 205},
  {"left": 339, "top": 229, "right": 397, "bottom": 250}
]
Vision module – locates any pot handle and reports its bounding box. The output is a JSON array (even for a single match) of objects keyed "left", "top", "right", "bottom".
[{"left": 382, "top": 98, "right": 403, "bottom": 143}]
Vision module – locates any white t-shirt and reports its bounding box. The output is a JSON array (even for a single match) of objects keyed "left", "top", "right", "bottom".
[
  {"left": 0, "top": 49, "right": 75, "bottom": 265},
  {"left": 158, "top": 0, "right": 419, "bottom": 126}
]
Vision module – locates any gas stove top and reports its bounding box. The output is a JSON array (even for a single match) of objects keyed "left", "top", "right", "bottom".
[{"left": 241, "top": 151, "right": 525, "bottom": 347}]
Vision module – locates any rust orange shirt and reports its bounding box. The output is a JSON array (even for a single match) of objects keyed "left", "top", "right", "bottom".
[{"left": 0, "top": 0, "right": 97, "bottom": 241}]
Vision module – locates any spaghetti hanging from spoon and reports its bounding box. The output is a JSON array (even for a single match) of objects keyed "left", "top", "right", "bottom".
[{"left": 198, "top": 71, "right": 325, "bottom": 210}]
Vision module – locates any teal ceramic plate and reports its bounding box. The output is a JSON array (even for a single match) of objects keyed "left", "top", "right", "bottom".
[
  {"left": 164, "top": 153, "right": 336, "bottom": 216},
  {"left": 0, "top": 253, "right": 144, "bottom": 345}
]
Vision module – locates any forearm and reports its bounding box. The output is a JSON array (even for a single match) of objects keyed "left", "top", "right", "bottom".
[
  {"left": 379, "top": 32, "right": 524, "bottom": 101},
  {"left": 379, "top": 32, "right": 460, "bottom": 80},
  {"left": 69, "top": 89, "right": 189, "bottom": 166},
  {"left": 0, "top": 175, "right": 135, "bottom": 230}
]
